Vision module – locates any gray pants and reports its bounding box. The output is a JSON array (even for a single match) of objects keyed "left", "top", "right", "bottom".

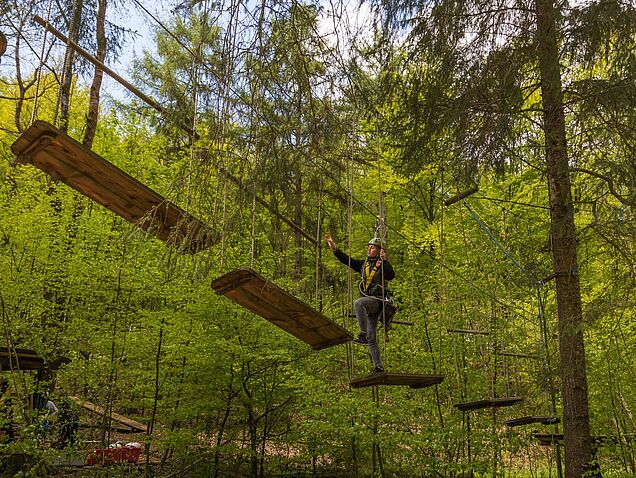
[{"left": 354, "top": 296, "right": 383, "bottom": 369}]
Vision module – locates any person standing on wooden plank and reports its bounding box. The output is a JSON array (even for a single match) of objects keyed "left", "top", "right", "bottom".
[{"left": 325, "top": 235, "right": 395, "bottom": 374}]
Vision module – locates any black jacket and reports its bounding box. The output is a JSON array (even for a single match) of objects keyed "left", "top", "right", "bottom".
[{"left": 333, "top": 248, "right": 395, "bottom": 296}]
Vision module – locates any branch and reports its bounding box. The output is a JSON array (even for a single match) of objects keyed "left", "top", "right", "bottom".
[{"left": 572, "top": 167, "right": 635, "bottom": 207}]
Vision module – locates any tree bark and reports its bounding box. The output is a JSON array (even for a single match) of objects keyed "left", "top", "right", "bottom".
[
  {"left": 83, "top": 0, "right": 107, "bottom": 147},
  {"left": 293, "top": 165, "right": 303, "bottom": 282},
  {"left": 534, "top": 1, "right": 598, "bottom": 476},
  {"left": 59, "top": 0, "right": 84, "bottom": 132}
]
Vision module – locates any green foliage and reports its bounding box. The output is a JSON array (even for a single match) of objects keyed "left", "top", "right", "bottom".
[{"left": 0, "top": 1, "right": 634, "bottom": 477}]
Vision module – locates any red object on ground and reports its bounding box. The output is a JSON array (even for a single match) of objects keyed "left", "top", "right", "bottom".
[
  {"left": 122, "top": 446, "right": 141, "bottom": 462},
  {"left": 86, "top": 446, "right": 141, "bottom": 465}
]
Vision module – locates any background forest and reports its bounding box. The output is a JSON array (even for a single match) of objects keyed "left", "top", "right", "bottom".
[{"left": 0, "top": 0, "right": 635, "bottom": 477}]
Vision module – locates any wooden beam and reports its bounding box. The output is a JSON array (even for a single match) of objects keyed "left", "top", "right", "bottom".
[
  {"left": 218, "top": 166, "right": 317, "bottom": 245},
  {"left": 32, "top": 15, "right": 197, "bottom": 138},
  {"left": 33, "top": 16, "right": 162, "bottom": 115},
  {"left": 0, "top": 347, "right": 70, "bottom": 371},
  {"left": 69, "top": 396, "right": 147, "bottom": 433}
]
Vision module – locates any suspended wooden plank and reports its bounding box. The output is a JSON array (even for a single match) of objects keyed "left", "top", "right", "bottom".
[
  {"left": 69, "top": 396, "right": 147, "bottom": 433},
  {"left": 454, "top": 397, "right": 523, "bottom": 412},
  {"left": 498, "top": 352, "right": 539, "bottom": 359},
  {"left": 505, "top": 416, "right": 560, "bottom": 427},
  {"left": 535, "top": 433, "right": 613, "bottom": 446},
  {"left": 0, "top": 347, "right": 70, "bottom": 371},
  {"left": 347, "top": 312, "right": 413, "bottom": 326},
  {"left": 446, "top": 328, "right": 490, "bottom": 336},
  {"left": 350, "top": 372, "right": 444, "bottom": 389},
  {"left": 534, "top": 433, "right": 563, "bottom": 446},
  {"left": 211, "top": 268, "right": 353, "bottom": 350},
  {"left": 11, "top": 121, "right": 219, "bottom": 253}
]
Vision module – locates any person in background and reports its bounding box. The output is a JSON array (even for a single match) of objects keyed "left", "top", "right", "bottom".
[
  {"left": 57, "top": 398, "right": 79, "bottom": 448},
  {"left": 42, "top": 397, "right": 58, "bottom": 438},
  {"left": 325, "top": 234, "right": 395, "bottom": 374}
]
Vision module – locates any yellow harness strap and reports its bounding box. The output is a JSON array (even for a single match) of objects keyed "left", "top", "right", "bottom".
[{"left": 363, "top": 260, "right": 380, "bottom": 292}]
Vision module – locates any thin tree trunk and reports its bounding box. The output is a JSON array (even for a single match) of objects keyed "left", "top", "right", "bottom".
[
  {"left": 294, "top": 167, "right": 303, "bottom": 282},
  {"left": 83, "top": 0, "right": 107, "bottom": 147},
  {"left": 59, "top": 0, "right": 84, "bottom": 132},
  {"left": 12, "top": 15, "right": 39, "bottom": 133},
  {"left": 534, "top": 1, "right": 598, "bottom": 476},
  {"left": 145, "top": 315, "right": 165, "bottom": 477},
  {"left": 247, "top": 404, "right": 258, "bottom": 478},
  {"left": 213, "top": 373, "right": 237, "bottom": 478}
]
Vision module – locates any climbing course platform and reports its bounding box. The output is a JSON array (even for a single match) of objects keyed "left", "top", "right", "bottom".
[
  {"left": 534, "top": 433, "right": 613, "bottom": 446},
  {"left": 11, "top": 121, "right": 218, "bottom": 253},
  {"left": 446, "top": 328, "right": 490, "bottom": 336},
  {"left": 350, "top": 372, "right": 444, "bottom": 389},
  {"left": 0, "top": 347, "right": 70, "bottom": 371},
  {"left": 534, "top": 433, "right": 564, "bottom": 446},
  {"left": 505, "top": 416, "right": 560, "bottom": 427},
  {"left": 211, "top": 267, "right": 353, "bottom": 350},
  {"left": 498, "top": 351, "right": 539, "bottom": 359},
  {"left": 454, "top": 397, "right": 523, "bottom": 412}
]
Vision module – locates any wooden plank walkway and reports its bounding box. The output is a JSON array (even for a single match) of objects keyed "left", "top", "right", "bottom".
[
  {"left": 69, "top": 396, "right": 147, "bottom": 433},
  {"left": 505, "top": 416, "right": 560, "bottom": 427},
  {"left": 446, "top": 328, "right": 490, "bottom": 336},
  {"left": 211, "top": 267, "right": 353, "bottom": 350},
  {"left": 11, "top": 121, "right": 218, "bottom": 253},
  {"left": 454, "top": 397, "right": 523, "bottom": 412},
  {"left": 350, "top": 372, "right": 444, "bottom": 389}
]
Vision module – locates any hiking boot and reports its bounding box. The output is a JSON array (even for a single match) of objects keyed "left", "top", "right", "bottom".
[
  {"left": 352, "top": 335, "right": 368, "bottom": 345},
  {"left": 372, "top": 366, "right": 385, "bottom": 374}
]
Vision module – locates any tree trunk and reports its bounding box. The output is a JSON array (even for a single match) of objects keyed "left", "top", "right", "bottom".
[
  {"left": 59, "top": 0, "right": 84, "bottom": 132},
  {"left": 83, "top": 0, "right": 107, "bottom": 147},
  {"left": 145, "top": 316, "right": 165, "bottom": 477},
  {"left": 247, "top": 405, "right": 258, "bottom": 478},
  {"left": 294, "top": 166, "right": 303, "bottom": 282},
  {"left": 534, "top": 1, "right": 598, "bottom": 476}
]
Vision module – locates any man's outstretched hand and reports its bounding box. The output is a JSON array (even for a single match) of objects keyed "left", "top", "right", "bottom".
[{"left": 324, "top": 234, "right": 337, "bottom": 252}]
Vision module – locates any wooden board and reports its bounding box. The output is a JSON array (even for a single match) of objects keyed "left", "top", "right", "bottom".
[
  {"left": 0, "top": 347, "right": 70, "bottom": 371},
  {"left": 11, "top": 121, "right": 218, "bottom": 253},
  {"left": 534, "top": 433, "right": 564, "bottom": 446},
  {"left": 505, "top": 416, "right": 560, "bottom": 427},
  {"left": 498, "top": 352, "right": 539, "bottom": 359},
  {"left": 211, "top": 268, "right": 353, "bottom": 350},
  {"left": 446, "top": 328, "right": 490, "bottom": 336},
  {"left": 69, "top": 396, "right": 147, "bottom": 433},
  {"left": 454, "top": 397, "right": 523, "bottom": 412},
  {"left": 535, "top": 433, "right": 626, "bottom": 446},
  {"left": 349, "top": 372, "right": 444, "bottom": 389}
]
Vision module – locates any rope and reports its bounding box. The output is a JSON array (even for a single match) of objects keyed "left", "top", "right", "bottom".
[
  {"left": 301, "top": 157, "right": 537, "bottom": 323},
  {"left": 346, "top": 131, "right": 356, "bottom": 381},
  {"left": 124, "top": 0, "right": 538, "bottom": 329},
  {"left": 463, "top": 201, "right": 540, "bottom": 286},
  {"left": 315, "top": 184, "right": 322, "bottom": 312},
  {"left": 409, "top": 182, "right": 417, "bottom": 372}
]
